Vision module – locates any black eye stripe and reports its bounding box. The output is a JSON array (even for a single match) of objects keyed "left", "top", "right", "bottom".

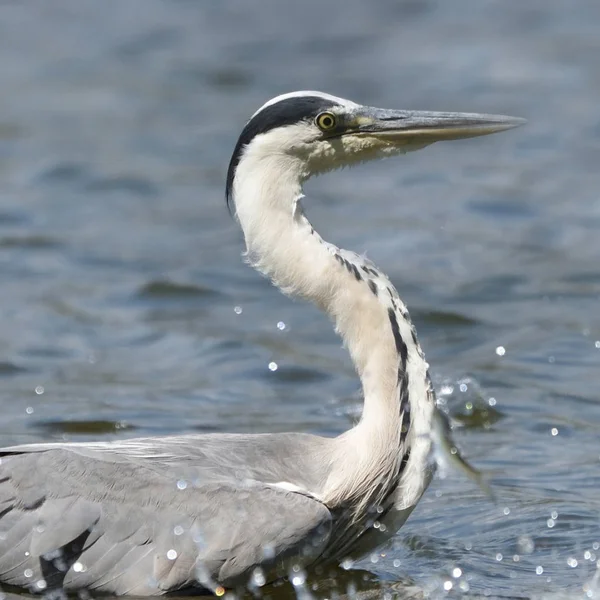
[{"left": 226, "top": 96, "right": 341, "bottom": 208}]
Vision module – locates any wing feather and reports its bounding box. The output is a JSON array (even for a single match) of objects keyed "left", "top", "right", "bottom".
[
  {"left": 31, "top": 497, "right": 100, "bottom": 557},
  {"left": 0, "top": 445, "right": 332, "bottom": 595}
]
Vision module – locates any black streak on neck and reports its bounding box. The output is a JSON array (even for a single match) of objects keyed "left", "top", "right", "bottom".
[
  {"left": 388, "top": 307, "right": 412, "bottom": 442},
  {"left": 387, "top": 308, "right": 408, "bottom": 366}
]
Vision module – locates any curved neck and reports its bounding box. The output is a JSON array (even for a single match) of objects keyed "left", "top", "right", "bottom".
[{"left": 233, "top": 151, "right": 433, "bottom": 506}]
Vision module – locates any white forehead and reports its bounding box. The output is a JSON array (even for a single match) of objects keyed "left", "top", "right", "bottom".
[{"left": 251, "top": 91, "right": 359, "bottom": 119}]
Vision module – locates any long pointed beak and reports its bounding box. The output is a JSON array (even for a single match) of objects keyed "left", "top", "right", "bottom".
[{"left": 354, "top": 107, "right": 526, "bottom": 143}]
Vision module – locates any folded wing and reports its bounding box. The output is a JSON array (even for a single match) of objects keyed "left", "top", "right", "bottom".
[{"left": 0, "top": 446, "right": 332, "bottom": 595}]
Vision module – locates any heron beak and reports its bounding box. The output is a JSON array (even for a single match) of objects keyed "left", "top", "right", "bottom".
[{"left": 352, "top": 107, "right": 526, "bottom": 143}]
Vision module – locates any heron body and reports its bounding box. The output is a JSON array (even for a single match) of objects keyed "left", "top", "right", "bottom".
[{"left": 0, "top": 91, "right": 523, "bottom": 595}]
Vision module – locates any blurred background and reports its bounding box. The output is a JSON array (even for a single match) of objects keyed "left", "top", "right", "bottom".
[{"left": 0, "top": 0, "right": 599, "bottom": 597}]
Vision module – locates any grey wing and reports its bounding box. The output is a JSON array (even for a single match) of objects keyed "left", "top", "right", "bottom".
[{"left": 0, "top": 448, "right": 332, "bottom": 595}]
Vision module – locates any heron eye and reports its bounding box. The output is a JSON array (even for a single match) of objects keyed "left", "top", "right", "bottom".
[{"left": 316, "top": 112, "right": 337, "bottom": 131}]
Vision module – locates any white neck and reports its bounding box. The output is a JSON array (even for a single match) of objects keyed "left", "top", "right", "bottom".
[{"left": 233, "top": 148, "right": 434, "bottom": 509}]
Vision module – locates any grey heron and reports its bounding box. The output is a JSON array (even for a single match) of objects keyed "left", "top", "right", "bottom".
[{"left": 0, "top": 91, "right": 523, "bottom": 596}]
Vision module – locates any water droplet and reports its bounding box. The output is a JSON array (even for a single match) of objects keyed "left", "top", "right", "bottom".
[
  {"left": 173, "top": 525, "right": 184, "bottom": 536},
  {"left": 551, "top": 510, "right": 558, "bottom": 520},
  {"left": 513, "top": 555, "right": 520, "bottom": 562},
  {"left": 503, "top": 507, "right": 511, "bottom": 515},
  {"left": 276, "top": 321, "right": 286, "bottom": 331},
  {"left": 459, "top": 580, "right": 470, "bottom": 592},
  {"left": 595, "top": 341, "right": 600, "bottom": 349},
  {"left": 233, "top": 306, "right": 242, "bottom": 315},
  {"left": 262, "top": 544, "right": 275, "bottom": 560},
  {"left": 35, "top": 386, "right": 44, "bottom": 395},
  {"left": 496, "top": 553, "right": 503, "bottom": 561},
  {"left": 192, "top": 528, "right": 206, "bottom": 549},
  {"left": 551, "top": 427, "right": 558, "bottom": 436},
  {"left": 459, "top": 383, "right": 468, "bottom": 393},
  {"left": 464, "top": 541, "right": 473, "bottom": 551},
  {"left": 593, "top": 542, "right": 599, "bottom": 551},
  {"left": 55, "top": 559, "right": 68, "bottom": 573},
  {"left": 440, "top": 384, "right": 454, "bottom": 396},
  {"left": 289, "top": 565, "right": 308, "bottom": 592},
  {"left": 547, "top": 518, "right": 555, "bottom": 528},
  {"left": 452, "top": 567, "right": 462, "bottom": 578},
  {"left": 536, "top": 566, "right": 544, "bottom": 575},
  {"left": 73, "top": 562, "right": 85, "bottom": 573},
  {"left": 25, "top": 406, "right": 34, "bottom": 415},
  {"left": 291, "top": 573, "right": 306, "bottom": 587},
  {"left": 443, "top": 580, "right": 453, "bottom": 591},
  {"left": 35, "top": 579, "right": 47, "bottom": 590},
  {"left": 268, "top": 362, "right": 278, "bottom": 372},
  {"left": 251, "top": 567, "right": 266, "bottom": 587},
  {"left": 517, "top": 535, "right": 535, "bottom": 554},
  {"left": 167, "top": 549, "right": 177, "bottom": 560},
  {"left": 495, "top": 346, "right": 506, "bottom": 356},
  {"left": 465, "top": 401, "right": 473, "bottom": 411},
  {"left": 488, "top": 397, "right": 497, "bottom": 406},
  {"left": 584, "top": 551, "right": 592, "bottom": 560},
  {"left": 341, "top": 558, "right": 353, "bottom": 570},
  {"left": 24, "top": 569, "right": 33, "bottom": 578},
  {"left": 369, "top": 553, "right": 379, "bottom": 564},
  {"left": 393, "top": 559, "right": 401, "bottom": 568},
  {"left": 567, "top": 557, "right": 578, "bottom": 568}
]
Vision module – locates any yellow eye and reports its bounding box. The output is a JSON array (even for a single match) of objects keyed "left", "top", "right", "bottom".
[{"left": 316, "top": 112, "right": 337, "bottom": 131}]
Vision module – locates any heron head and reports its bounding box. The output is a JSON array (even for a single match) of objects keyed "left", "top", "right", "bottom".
[{"left": 226, "top": 91, "right": 524, "bottom": 207}]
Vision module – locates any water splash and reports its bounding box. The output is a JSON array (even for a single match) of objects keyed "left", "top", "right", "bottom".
[
  {"left": 431, "top": 406, "right": 496, "bottom": 501},
  {"left": 289, "top": 565, "right": 313, "bottom": 600}
]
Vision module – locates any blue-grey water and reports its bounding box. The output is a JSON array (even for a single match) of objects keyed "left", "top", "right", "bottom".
[{"left": 0, "top": 0, "right": 599, "bottom": 598}]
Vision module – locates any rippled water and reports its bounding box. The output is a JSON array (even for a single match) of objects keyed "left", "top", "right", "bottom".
[{"left": 1, "top": 0, "right": 599, "bottom": 598}]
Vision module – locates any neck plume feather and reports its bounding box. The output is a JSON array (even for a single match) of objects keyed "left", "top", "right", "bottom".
[{"left": 232, "top": 148, "right": 435, "bottom": 513}]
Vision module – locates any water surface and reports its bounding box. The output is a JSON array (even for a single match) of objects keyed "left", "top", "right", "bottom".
[{"left": 0, "top": 0, "right": 599, "bottom": 597}]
